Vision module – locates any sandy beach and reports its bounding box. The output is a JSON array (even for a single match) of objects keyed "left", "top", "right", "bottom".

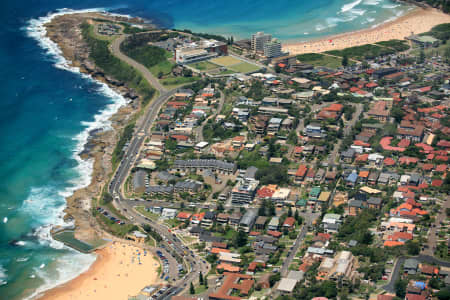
[
  {"left": 39, "top": 242, "right": 160, "bottom": 300},
  {"left": 283, "top": 8, "right": 450, "bottom": 55}
]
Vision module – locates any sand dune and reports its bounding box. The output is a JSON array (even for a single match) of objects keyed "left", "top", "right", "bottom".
[{"left": 283, "top": 8, "right": 450, "bottom": 55}]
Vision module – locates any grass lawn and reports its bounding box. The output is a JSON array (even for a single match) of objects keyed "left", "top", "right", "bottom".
[
  {"left": 135, "top": 206, "right": 159, "bottom": 221},
  {"left": 218, "top": 69, "right": 235, "bottom": 75},
  {"left": 164, "top": 218, "right": 181, "bottom": 228},
  {"left": 190, "top": 61, "right": 220, "bottom": 71},
  {"left": 297, "top": 53, "right": 343, "bottom": 68},
  {"left": 410, "top": 42, "right": 450, "bottom": 57},
  {"left": 194, "top": 284, "right": 208, "bottom": 294},
  {"left": 97, "top": 212, "right": 136, "bottom": 237},
  {"left": 161, "top": 76, "right": 200, "bottom": 89},
  {"left": 149, "top": 59, "right": 176, "bottom": 77},
  {"left": 229, "top": 62, "right": 261, "bottom": 73},
  {"left": 180, "top": 235, "right": 198, "bottom": 244},
  {"left": 210, "top": 56, "right": 242, "bottom": 66}
]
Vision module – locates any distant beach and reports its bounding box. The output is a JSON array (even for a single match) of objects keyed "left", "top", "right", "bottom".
[
  {"left": 38, "top": 242, "right": 160, "bottom": 300},
  {"left": 283, "top": 7, "right": 450, "bottom": 55}
]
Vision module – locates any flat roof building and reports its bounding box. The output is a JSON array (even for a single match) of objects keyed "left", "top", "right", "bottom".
[{"left": 252, "top": 32, "right": 272, "bottom": 52}]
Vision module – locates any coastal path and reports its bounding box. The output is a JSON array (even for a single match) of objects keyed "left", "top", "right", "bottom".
[{"left": 110, "top": 34, "right": 167, "bottom": 93}]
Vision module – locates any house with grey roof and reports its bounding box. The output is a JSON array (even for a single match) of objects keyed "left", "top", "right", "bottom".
[
  {"left": 171, "top": 159, "right": 236, "bottom": 175},
  {"left": 404, "top": 258, "right": 419, "bottom": 275},
  {"left": 239, "top": 209, "right": 258, "bottom": 232}
]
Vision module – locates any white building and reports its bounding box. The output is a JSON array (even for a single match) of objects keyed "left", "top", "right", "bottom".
[
  {"left": 251, "top": 32, "right": 272, "bottom": 52},
  {"left": 264, "top": 38, "right": 282, "bottom": 58},
  {"left": 175, "top": 48, "right": 218, "bottom": 64}
]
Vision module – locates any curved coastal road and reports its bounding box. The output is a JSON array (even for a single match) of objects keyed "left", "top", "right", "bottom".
[
  {"left": 110, "top": 35, "right": 167, "bottom": 93},
  {"left": 107, "top": 34, "right": 209, "bottom": 298}
]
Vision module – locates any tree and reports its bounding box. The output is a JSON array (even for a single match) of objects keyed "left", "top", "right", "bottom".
[
  {"left": 342, "top": 55, "right": 349, "bottom": 67},
  {"left": 269, "top": 273, "right": 281, "bottom": 287},
  {"left": 199, "top": 272, "right": 204, "bottom": 285},
  {"left": 419, "top": 50, "right": 425, "bottom": 64},
  {"left": 391, "top": 105, "right": 405, "bottom": 123},
  {"left": 288, "top": 207, "right": 293, "bottom": 217},
  {"left": 234, "top": 230, "right": 248, "bottom": 248},
  {"left": 405, "top": 240, "right": 420, "bottom": 255},
  {"left": 190, "top": 282, "right": 195, "bottom": 294},
  {"left": 275, "top": 64, "right": 281, "bottom": 73},
  {"left": 437, "top": 287, "right": 450, "bottom": 300},
  {"left": 394, "top": 279, "right": 407, "bottom": 298}
]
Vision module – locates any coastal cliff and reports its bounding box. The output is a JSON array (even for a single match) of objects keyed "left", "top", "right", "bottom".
[{"left": 44, "top": 13, "right": 142, "bottom": 242}]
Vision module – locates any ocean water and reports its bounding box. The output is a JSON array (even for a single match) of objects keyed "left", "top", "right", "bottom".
[{"left": 0, "top": 0, "right": 411, "bottom": 299}]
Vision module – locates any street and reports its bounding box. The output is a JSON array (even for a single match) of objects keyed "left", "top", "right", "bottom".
[{"left": 107, "top": 34, "right": 210, "bottom": 298}]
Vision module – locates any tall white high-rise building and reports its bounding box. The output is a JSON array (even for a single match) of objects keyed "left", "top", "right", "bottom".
[
  {"left": 263, "top": 38, "right": 282, "bottom": 58},
  {"left": 251, "top": 32, "right": 272, "bottom": 52}
]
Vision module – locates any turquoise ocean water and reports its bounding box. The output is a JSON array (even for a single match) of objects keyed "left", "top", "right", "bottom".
[{"left": 0, "top": 1, "right": 411, "bottom": 299}]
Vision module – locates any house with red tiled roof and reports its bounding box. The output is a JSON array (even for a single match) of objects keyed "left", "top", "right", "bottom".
[
  {"left": 396, "top": 125, "right": 424, "bottom": 142},
  {"left": 405, "top": 294, "right": 426, "bottom": 300},
  {"left": 435, "top": 155, "right": 448, "bottom": 162},
  {"left": 386, "top": 232, "right": 413, "bottom": 243},
  {"left": 383, "top": 157, "right": 396, "bottom": 166},
  {"left": 256, "top": 185, "right": 277, "bottom": 200},
  {"left": 293, "top": 146, "right": 303, "bottom": 158},
  {"left": 419, "top": 264, "right": 439, "bottom": 276},
  {"left": 216, "top": 263, "right": 240, "bottom": 273},
  {"left": 209, "top": 272, "right": 254, "bottom": 300},
  {"left": 294, "top": 165, "right": 308, "bottom": 183},
  {"left": 267, "top": 230, "right": 282, "bottom": 238},
  {"left": 380, "top": 137, "right": 406, "bottom": 152},
  {"left": 437, "top": 140, "right": 450, "bottom": 148},
  {"left": 211, "top": 248, "right": 231, "bottom": 254},
  {"left": 399, "top": 157, "right": 419, "bottom": 165},
  {"left": 397, "top": 139, "right": 411, "bottom": 148},
  {"left": 415, "top": 143, "right": 434, "bottom": 153},
  {"left": 384, "top": 240, "right": 405, "bottom": 247},
  {"left": 355, "top": 153, "right": 369, "bottom": 164},
  {"left": 435, "top": 164, "right": 447, "bottom": 172},
  {"left": 421, "top": 163, "right": 434, "bottom": 171},
  {"left": 368, "top": 101, "right": 390, "bottom": 122},
  {"left": 177, "top": 212, "right": 192, "bottom": 221},
  {"left": 283, "top": 217, "right": 296, "bottom": 231},
  {"left": 377, "top": 295, "right": 394, "bottom": 300},
  {"left": 432, "top": 179, "right": 443, "bottom": 187},
  {"left": 248, "top": 261, "right": 265, "bottom": 273}
]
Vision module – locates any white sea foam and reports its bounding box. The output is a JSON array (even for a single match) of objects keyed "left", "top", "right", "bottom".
[
  {"left": 27, "top": 252, "right": 96, "bottom": 300},
  {"left": 0, "top": 265, "right": 6, "bottom": 286},
  {"left": 341, "top": 0, "right": 362, "bottom": 13},
  {"left": 364, "top": 0, "right": 381, "bottom": 5},
  {"left": 382, "top": 4, "right": 400, "bottom": 9},
  {"left": 3, "top": 217, "right": 7, "bottom": 223},
  {"left": 315, "top": 24, "right": 327, "bottom": 31},
  {"left": 22, "top": 7, "right": 130, "bottom": 299},
  {"left": 350, "top": 8, "right": 366, "bottom": 16},
  {"left": 16, "top": 241, "right": 26, "bottom": 246},
  {"left": 17, "top": 257, "right": 29, "bottom": 262}
]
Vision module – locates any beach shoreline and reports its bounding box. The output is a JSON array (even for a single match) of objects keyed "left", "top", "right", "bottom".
[
  {"left": 27, "top": 10, "right": 160, "bottom": 299},
  {"left": 26, "top": 4, "right": 450, "bottom": 299},
  {"left": 283, "top": 7, "right": 450, "bottom": 55},
  {"left": 37, "top": 242, "right": 161, "bottom": 300}
]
